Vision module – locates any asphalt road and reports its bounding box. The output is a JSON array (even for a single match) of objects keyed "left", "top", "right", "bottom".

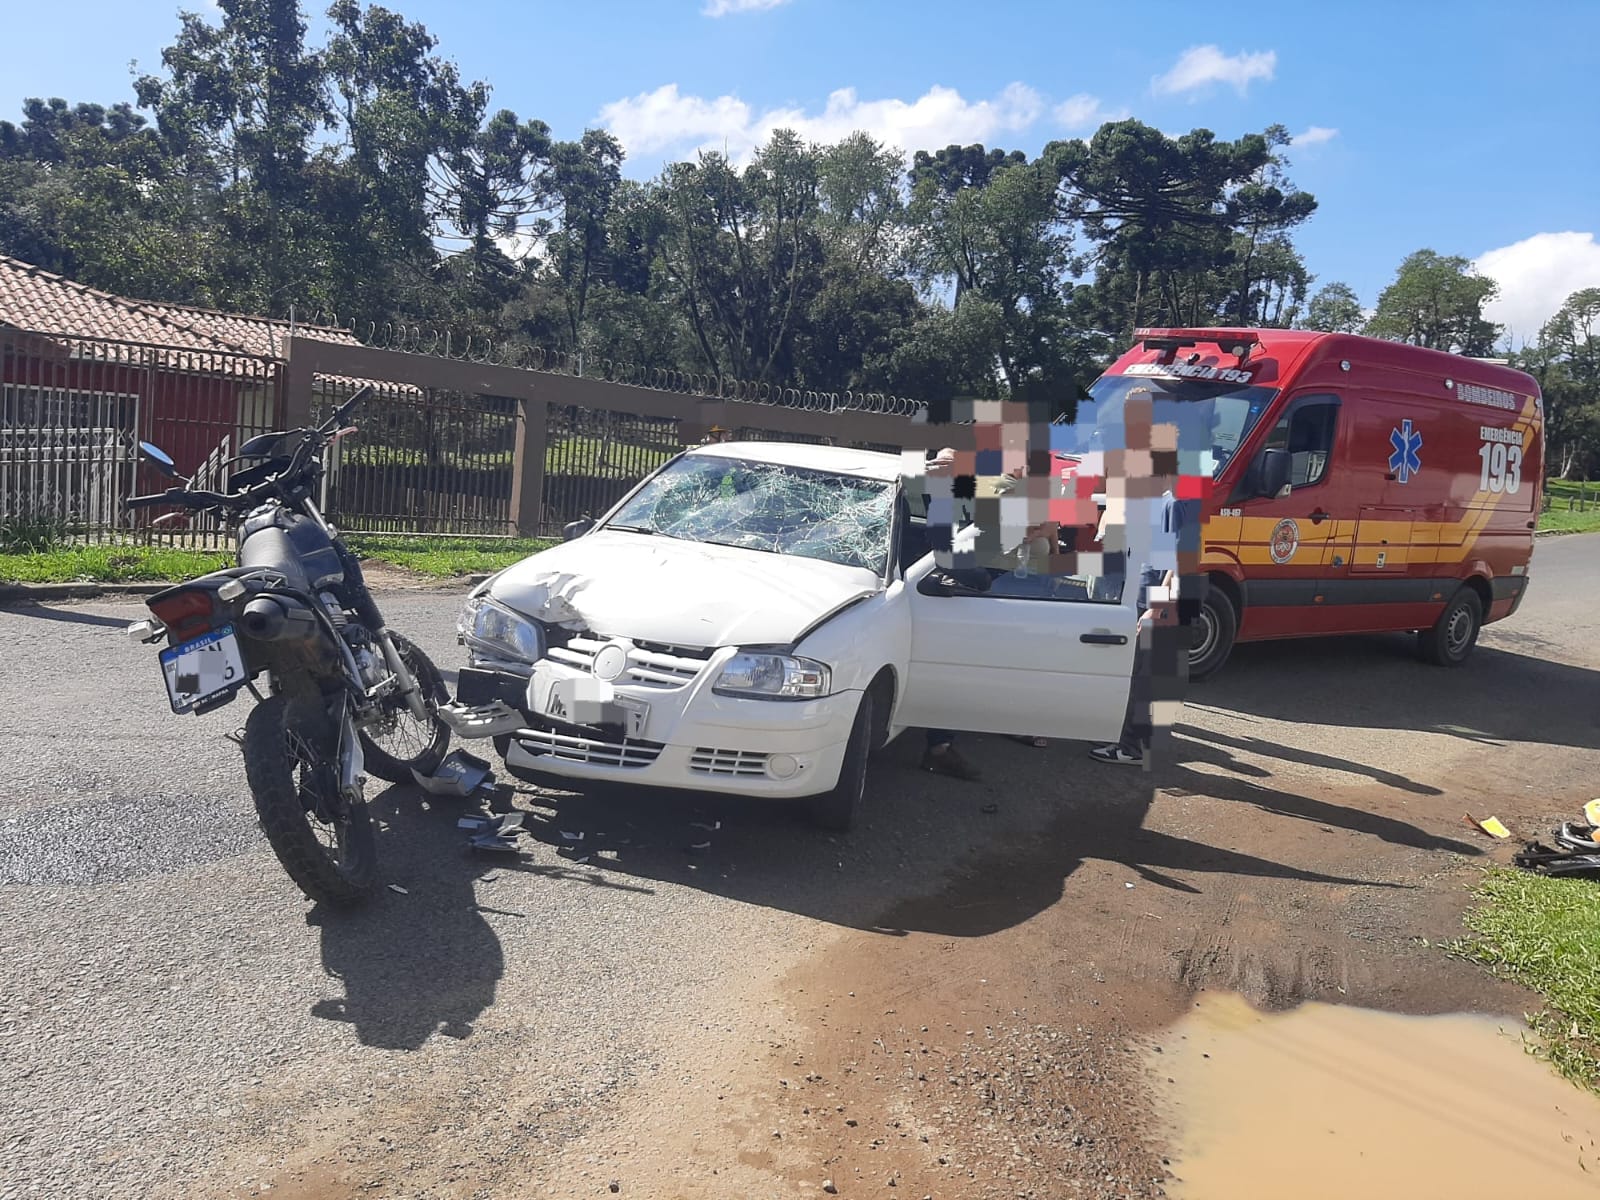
[{"left": 1, "top": 534, "right": 1596, "bottom": 1199}]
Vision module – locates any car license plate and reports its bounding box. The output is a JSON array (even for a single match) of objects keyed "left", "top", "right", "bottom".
[
  {"left": 541, "top": 675, "right": 649, "bottom": 738},
  {"left": 159, "top": 624, "right": 245, "bottom": 714}
]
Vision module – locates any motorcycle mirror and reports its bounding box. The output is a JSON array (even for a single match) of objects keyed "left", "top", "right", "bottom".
[{"left": 138, "top": 441, "right": 181, "bottom": 478}]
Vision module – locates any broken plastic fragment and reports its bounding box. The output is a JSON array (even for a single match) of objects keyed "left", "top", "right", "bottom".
[
  {"left": 1586, "top": 799, "right": 1600, "bottom": 828},
  {"left": 412, "top": 748, "right": 493, "bottom": 797},
  {"left": 560, "top": 830, "right": 584, "bottom": 841},
  {"left": 387, "top": 884, "right": 408, "bottom": 895},
  {"left": 1465, "top": 813, "right": 1512, "bottom": 839}
]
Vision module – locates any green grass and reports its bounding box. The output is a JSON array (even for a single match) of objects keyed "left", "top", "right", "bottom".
[
  {"left": 0, "top": 545, "right": 234, "bottom": 584},
  {"left": 1546, "top": 478, "right": 1595, "bottom": 501},
  {"left": 1538, "top": 508, "right": 1600, "bottom": 534},
  {"left": 0, "top": 535, "right": 553, "bottom": 585},
  {"left": 342, "top": 534, "right": 552, "bottom": 578},
  {"left": 1452, "top": 867, "right": 1600, "bottom": 1094}
]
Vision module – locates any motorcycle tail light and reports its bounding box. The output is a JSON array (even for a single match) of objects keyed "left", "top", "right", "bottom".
[{"left": 148, "top": 589, "right": 215, "bottom": 639}]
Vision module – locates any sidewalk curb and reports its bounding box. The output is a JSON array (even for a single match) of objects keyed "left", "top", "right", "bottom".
[
  {"left": 0, "top": 581, "right": 171, "bottom": 605},
  {"left": 1, "top": 573, "right": 490, "bottom": 606}
]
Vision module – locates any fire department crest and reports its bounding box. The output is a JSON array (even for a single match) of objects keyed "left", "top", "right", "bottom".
[{"left": 1269, "top": 518, "right": 1300, "bottom": 565}]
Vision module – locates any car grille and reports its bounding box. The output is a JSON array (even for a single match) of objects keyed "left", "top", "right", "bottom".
[
  {"left": 513, "top": 728, "right": 662, "bottom": 769},
  {"left": 547, "top": 635, "right": 710, "bottom": 689},
  {"left": 690, "top": 748, "right": 769, "bottom": 778}
]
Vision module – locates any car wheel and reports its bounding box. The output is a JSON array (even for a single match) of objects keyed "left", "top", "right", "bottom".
[
  {"left": 1418, "top": 586, "right": 1482, "bottom": 667},
  {"left": 806, "top": 690, "right": 874, "bottom": 833},
  {"left": 1188, "top": 586, "right": 1238, "bottom": 682}
]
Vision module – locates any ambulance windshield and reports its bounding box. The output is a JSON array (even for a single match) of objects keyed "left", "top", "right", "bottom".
[{"left": 1053, "top": 373, "right": 1278, "bottom": 478}]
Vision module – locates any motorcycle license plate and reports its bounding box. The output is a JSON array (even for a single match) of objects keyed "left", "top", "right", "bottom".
[{"left": 159, "top": 624, "right": 245, "bottom": 714}]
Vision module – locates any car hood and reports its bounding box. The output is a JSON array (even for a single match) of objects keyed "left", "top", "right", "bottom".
[{"left": 487, "top": 530, "right": 882, "bottom": 648}]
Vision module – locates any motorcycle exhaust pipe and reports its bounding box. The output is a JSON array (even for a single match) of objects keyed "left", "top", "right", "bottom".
[{"left": 239, "top": 595, "right": 321, "bottom": 642}]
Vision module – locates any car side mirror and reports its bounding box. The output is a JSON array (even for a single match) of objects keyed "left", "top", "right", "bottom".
[
  {"left": 563, "top": 517, "right": 595, "bottom": 541},
  {"left": 1258, "top": 448, "right": 1292, "bottom": 499}
]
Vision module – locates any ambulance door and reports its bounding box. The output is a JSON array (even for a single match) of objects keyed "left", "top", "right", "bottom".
[{"left": 1229, "top": 392, "right": 1346, "bottom": 637}]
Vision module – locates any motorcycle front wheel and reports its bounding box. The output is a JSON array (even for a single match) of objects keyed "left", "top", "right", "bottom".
[
  {"left": 243, "top": 693, "right": 376, "bottom": 906},
  {"left": 358, "top": 631, "right": 452, "bottom": 785}
]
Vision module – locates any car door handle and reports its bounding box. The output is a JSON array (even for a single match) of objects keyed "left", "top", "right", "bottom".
[
  {"left": 1310, "top": 508, "right": 1330, "bottom": 525},
  {"left": 1080, "top": 633, "right": 1128, "bottom": 645}
]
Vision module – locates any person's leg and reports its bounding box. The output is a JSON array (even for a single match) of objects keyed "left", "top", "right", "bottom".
[
  {"left": 1091, "top": 633, "right": 1149, "bottom": 764},
  {"left": 922, "top": 728, "right": 980, "bottom": 780}
]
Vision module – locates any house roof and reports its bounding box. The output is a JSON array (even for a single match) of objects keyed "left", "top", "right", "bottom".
[{"left": 0, "top": 253, "right": 360, "bottom": 360}]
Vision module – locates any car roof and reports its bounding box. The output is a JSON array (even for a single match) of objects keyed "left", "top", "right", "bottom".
[{"left": 684, "top": 440, "right": 907, "bottom": 482}]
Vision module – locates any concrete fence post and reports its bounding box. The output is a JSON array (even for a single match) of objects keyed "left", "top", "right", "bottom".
[{"left": 510, "top": 396, "right": 549, "bottom": 537}]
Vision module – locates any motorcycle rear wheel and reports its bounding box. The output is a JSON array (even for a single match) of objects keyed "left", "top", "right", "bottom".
[
  {"left": 243, "top": 693, "right": 376, "bottom": 906},
  {"left": 358, "top": 631, "right": 452, "bottom": 785}
]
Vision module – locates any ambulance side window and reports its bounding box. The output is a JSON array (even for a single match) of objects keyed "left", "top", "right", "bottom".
[{"left": 1263, "top": 395, "right": 1339, "bottom": 490}]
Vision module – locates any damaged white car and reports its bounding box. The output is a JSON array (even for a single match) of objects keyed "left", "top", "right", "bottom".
[{"left": 440, "top": 441, "right": 1139, "bottom": 830}]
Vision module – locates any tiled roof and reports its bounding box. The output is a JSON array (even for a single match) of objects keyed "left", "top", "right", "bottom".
[{"left": 0, "top": 254, "right": 360, "bottom": 359}]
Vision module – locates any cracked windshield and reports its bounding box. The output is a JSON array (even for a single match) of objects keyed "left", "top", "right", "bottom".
[{"left": 604, "top": 455, "right": 893, "bottom": 574}]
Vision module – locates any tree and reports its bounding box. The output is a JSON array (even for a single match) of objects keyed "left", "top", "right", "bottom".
[
  {"left": 1050, "top": 120, "right": 1298, "bottom": 335},
  {"left": 1523, "top": 288, "right": 1600, "bottom": 479},
  {"left": 134, "top": 0, "right": 334, "bottom": 312},
  {"left": 1364, "top": 249, "right": 1501, "bottom": 355},
  {"left": 652, "top": 130, "right": 825, "bottom": 382},
  {"left": 317, "top": 0, "right": 478, "bottom": 322},
  {"left": 538, "top": 128, "right": 625, "bottom": 352},
  {"left": 1304, "top": 281, "right": 1365, "bottom": 332},
  {"left": 1222, "top": 124, "right": 1317, "bottom": 325}
]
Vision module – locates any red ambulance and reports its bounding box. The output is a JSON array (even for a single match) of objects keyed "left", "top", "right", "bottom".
[{"left": 1054, "top": 327, "right": 1545, "bottom": 680}]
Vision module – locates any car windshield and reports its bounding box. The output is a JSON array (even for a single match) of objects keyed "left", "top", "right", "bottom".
[
  {"left": 1054, "top": 372, "right": 1279, "bottom": 478},
  {"left": 602, "top": 453, "right": 895, "bottom": 575}
]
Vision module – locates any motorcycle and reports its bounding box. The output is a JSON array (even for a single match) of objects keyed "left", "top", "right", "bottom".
[{"left": 124, "top": 386, "right": 452, "bottom": 906}]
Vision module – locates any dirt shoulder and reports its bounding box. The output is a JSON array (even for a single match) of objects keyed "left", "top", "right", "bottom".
[{"left": 550, "top": 742, "right": 1542, "bottom": 1200}]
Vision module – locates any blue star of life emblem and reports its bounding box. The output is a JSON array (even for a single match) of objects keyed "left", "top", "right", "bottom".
[{"left": 1388, "top": 419, "right": 1422, "bottom": 483}]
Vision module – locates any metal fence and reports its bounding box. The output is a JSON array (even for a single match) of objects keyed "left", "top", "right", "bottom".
[
  {"left": 539, "top": 405, "right": 682, "bottom": 535},
  {"left": 311, "top": 379, "right": 519, "bottom": 536},
  {"left": 3, "top": 325, "right": 934, "bottom": 549},
  {"left": 1, "top": 332, "right": 284, "bottom": 548}
]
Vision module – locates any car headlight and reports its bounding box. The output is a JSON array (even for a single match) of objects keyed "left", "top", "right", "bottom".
[
  {"left": 458, "top": 596, "right": 545, "bottom": 668},
  {"left": 713, "top": 652, "right": 831, "bottom": 700}
]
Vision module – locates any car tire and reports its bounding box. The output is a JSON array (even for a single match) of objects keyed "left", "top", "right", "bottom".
[
  {"left": 1188, "top": 586, "right": 1238, "bottom": 682},
  {"left": 1418, "top": 586, "right": 1482, "bottom": 667},
  {"left": 806, "top": 690, "right": 874, "bottom": 833}
]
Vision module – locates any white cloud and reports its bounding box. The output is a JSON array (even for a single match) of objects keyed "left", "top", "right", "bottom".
[
  {"left": 1474, "top": 231, "right": 1600, "bottom": 345},
  {"left": 598, "top": 81, "right": 1046, "bottom": 164},
  {"left": 1054, "top": 93, "right": 1130, "bottom": 131},
  {"left": 1291, "top": 125, "right": 1338, "bottom": 146},
  {"left": 1153, "top": 45, "right": 1276, "bottom": 97},
  {"left": 702, "top": 0, "right": 790, "bottom": 15}
]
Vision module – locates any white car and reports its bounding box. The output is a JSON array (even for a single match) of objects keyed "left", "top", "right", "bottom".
[{"left": 440, "top": 440, "right": 1139, "bottom": 830}]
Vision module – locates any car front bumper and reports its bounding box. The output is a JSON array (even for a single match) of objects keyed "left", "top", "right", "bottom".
[{"left": 442, "top": 662, "right": 859, "bottom": 799}]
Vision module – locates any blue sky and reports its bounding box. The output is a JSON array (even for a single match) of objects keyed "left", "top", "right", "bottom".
[{"left": 9, "top": 0, "right": 1600, "bottom": 344}]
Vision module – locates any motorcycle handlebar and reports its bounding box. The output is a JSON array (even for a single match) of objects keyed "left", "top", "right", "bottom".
[
  {"left": 127, "top": 388, "right": 371, "bottom": 517},
  {"left": 126, "top": 487, "right": 237, "bottom": 511}
]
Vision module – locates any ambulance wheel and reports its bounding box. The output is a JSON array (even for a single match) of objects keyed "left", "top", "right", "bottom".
[
  {"left": 1188, "top": 588, "right": 1238, "bottom": 682},
  {"left": 1419, "top": 587, "right": 1482, "bottom": 667}
]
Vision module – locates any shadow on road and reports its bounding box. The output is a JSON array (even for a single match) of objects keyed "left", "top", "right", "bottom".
[
  {"left": 3, "top": 601, "right": 136, "bottom": 629},
  {"left": 450, "top": 634, "right": 1544, "bottom": 943},
  {"left": 1200, "top": 636, "right": 1600, "bottom": 750},
  {"left": 306, "top": 784, "right": 513, "bottom": 1050}
]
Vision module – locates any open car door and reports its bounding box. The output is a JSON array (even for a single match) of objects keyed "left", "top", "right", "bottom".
[{"left": 893, "top": 550, "right": 1139, "bottom": 744}]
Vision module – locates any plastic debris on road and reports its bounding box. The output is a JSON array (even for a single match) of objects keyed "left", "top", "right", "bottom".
[
  {"left": 1464, "top": 813, "right": 1513, "bottom": 839},
  {"left": 411, "top": 749, "right": 493, "bottom": 797}
]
